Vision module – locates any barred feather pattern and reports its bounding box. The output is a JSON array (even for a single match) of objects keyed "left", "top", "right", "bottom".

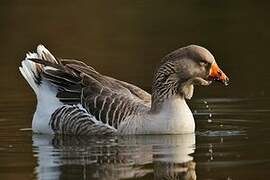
[
  {"left": 151, "top": 61, "right": 179, "bottom": 112},
  {"left": 49, "top": 105, "right": 116, "bottom": 135},
  {"left": 29, "top": 58, "right": 151, "bottom": 105},
  {"left": 30, "top": 55, "right": 150, "bottom": 134},
  {"left": 20, "top": 44, "right": 217, "bottom": 135},
  {"left": 82, "top": 86, "right": 147, "bottom": 129}
]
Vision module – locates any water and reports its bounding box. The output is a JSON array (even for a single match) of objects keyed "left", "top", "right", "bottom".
[
  {"left": 1, "top": 96, "right": 270, "bottom": 180},
  {"left": 1, "top": 0, "right": 270, "bottom": 179}
]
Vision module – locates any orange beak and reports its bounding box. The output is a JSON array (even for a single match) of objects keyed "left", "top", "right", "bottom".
[{"left": 209, "top": 62, "right": 229, "bottom": 86}]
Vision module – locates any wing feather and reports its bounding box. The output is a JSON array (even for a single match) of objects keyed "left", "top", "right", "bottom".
[
  {"left": 50, "top": 105, "right": 116, "bottom": 135},
  {"left": 29, "top": 55, "right": 150, "bottom": 132},
  {"left": 81, "top": 78, "right": 148, "bottom": 129}
]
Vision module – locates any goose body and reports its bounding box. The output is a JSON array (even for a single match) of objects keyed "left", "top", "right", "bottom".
[{"left": 19, "top": 45, "right": 228, "bottom": 135}]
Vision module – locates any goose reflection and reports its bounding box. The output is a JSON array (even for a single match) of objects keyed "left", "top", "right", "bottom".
[{"left": 32, "top": 134, "right": 196, "bottom": 180}]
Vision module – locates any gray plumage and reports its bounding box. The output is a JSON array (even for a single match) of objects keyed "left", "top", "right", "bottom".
[
  {"left": 20, "top": 44, "right": 229, "bottom": 135},
  {"left": 29, "top": 52, "right": 150, "bottom": 135},
  {"left": 50, "top": 105, "right": 116, "bottom": 135}
]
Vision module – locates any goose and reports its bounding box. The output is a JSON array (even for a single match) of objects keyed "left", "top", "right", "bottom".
[{"left": 19, "top": 44, "right": 229, "bottom": 135}]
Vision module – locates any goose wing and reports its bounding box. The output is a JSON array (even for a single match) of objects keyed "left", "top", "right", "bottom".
[
  {"left": 30, "top": 54, "right": 150, "bottom": 131},
  {"left": 80, "top": 74, "right": 148, "bottom": 129},
  {"left": 37, "top": 58, "right": 151, "bottom": 105},
  {"left": 62, "top": 60, "right": 151, "bottom": 105}
]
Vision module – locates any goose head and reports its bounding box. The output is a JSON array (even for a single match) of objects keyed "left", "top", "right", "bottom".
[{"left": 151, "top": 45, "right": 229, "bottom": 111}]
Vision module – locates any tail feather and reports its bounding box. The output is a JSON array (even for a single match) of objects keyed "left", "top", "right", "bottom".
[
  {"left": 19, "top": 58, "right": 40, "bottom": 94},
  {"left": 37, "top": 44, "right": 57, "bottom": 64},
  {"left": 19, "top": 44, "right": 83, "bottom": 104},
  {"left": 19, "top": 44, "right": 78, "bottom": 134},
  {"left": 19, "top": 44, "right": 58, "bottom": 95}
]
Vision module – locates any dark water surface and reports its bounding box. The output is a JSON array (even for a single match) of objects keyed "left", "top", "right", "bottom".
[
  {"left": 1, "top": 96, "right": 270, "bottom": 180},
  {"left": 1, "top": 0, "right": 270, "bottom": 180}
]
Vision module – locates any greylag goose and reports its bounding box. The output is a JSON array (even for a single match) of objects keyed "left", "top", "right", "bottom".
[{"left": 19, "top": 45, "right": 229, "bottom": 135}]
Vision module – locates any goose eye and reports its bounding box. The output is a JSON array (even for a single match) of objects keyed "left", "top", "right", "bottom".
[{"left": 199, "top": 61, "right": 207, "bottom": 66}]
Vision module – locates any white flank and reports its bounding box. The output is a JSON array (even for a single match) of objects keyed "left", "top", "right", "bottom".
[
  {"left": 118, "top": 97, "right": 195, "bottom": 134},
  {"left": 32, "top": 81, "right": 63, "bottom": 134}
]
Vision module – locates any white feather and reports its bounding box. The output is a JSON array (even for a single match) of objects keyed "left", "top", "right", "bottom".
[
  {"left": 19, "top": 45, "right": 63, "bottom": 134},
  {"left": 19, "top": 61, "right": 39, "bottom": 94},
  {"left": 37, "top": 44, "right": 57, "bottom": 63},
  {"left": 32, "top": 81, "right": 63, "bottom": 134}
]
